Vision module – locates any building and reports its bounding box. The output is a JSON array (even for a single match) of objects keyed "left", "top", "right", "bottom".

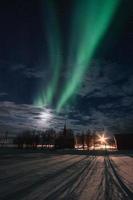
[{"left": 54, "top": 122, "right": 75, "bottom": 149}]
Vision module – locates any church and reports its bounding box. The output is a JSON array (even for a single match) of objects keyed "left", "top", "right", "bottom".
[{"left": 54, "top": 122, "right": 75, "bottom": 149}]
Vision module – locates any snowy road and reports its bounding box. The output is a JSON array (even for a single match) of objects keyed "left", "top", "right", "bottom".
[{"left": 0, "top": 151, "right": 133, "bottom": 200}]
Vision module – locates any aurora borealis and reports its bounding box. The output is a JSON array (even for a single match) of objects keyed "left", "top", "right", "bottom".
[
  {"left": 57, "top": 0, "right": 120, "bottom": 111},
  {"left": 34, "top": 0, "right": 62, "bottom": 107},
  {"left": 0, "top": 0, "right": 132, "bottom": 133},
  {"left": 33, "top": 0, "right": 120, "bottom": 112}
]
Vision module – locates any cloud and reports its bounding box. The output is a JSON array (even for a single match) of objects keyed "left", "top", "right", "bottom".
[
  {"left": 0, "top": 59, "right": 132, "bottom": 134},
  {"left": 0, "top": 92, "right": 8, "bottom": 97},
  {"left": 11, "top": 64, "right": 47, "bottom": 79},
  {"left": 11, "top": 64, "right": 26, "bottom": 71},
  {"left": 0, "top": 61, "right": 48, "bottom": 79},
  {"left": 64, "top": 59, "right": 133, "bottom": 132},
  {"left": 0, "top": 101, "right": 85, "bottom": 133}
]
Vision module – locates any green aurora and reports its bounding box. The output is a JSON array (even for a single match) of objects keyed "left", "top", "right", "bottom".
[
  {"left": 57, "top": 0, "right": 120, "bottom": 112},
  {"left": 34, "top": 0, "right": 62, "bottom": 107},
  {"left": 34, "top": 0, "right": 121, "bottom": 112}
]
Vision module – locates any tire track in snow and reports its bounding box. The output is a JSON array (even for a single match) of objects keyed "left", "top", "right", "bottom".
[
  {"left": 104, "top": 155, "right": 133, "bottom": 200},
  {"left": 1, "top": 155, "right": 89, "bottom": 200},
  {"left": 0, "top": 155, "right": 78, "bottom": 182},
  {"left": 79, "top": 156, "right": 105, "bottom": 200},
  {"left": 41, "top": 156, "right": 97, "bottom": 200}
]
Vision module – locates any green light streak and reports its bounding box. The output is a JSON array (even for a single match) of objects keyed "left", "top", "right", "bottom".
[
  {"left": 34, "top": 0, "right": 62, "bottom": 107},
  {"left": 57, "top": 0, "right": 120, "bottom": 112}
]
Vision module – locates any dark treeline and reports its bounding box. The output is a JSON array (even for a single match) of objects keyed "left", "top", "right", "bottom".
[
  {"left": 13, "top": 128, "right": 114, "bottom": 150},
  {"left": 13, "top": 129, "right": 56, "bottom": 149},
  {"left": 1, "top": 124, "right": 116, "bottom": 149},
  {"left": 13, "top": 128, "right": 97, "bottom": 149},
  {"left": 0, "top": 132, "right": 8, "bottom": 147}
]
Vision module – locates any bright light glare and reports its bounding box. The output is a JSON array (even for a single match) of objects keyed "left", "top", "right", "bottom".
[{"left": 98, "top": 134, "right": 108, "bottom": 144}]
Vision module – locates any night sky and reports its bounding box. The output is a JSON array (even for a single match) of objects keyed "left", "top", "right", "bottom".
[{"left": 0, "top": 0, "right": 133, "bottom": 134}]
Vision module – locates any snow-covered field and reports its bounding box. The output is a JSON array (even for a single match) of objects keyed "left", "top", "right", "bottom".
[{"left": 0, "top": 150, "right": 133, "bottom": 200}]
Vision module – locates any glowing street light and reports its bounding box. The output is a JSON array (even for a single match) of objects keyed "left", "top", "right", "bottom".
[
  {"left": 99, "top": 134, "right": 107, "bottom": 144},
  {"left": 98, "top": 134, "right": 108, "bottom": 149}
]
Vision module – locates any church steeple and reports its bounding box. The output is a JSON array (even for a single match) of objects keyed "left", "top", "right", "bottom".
[{"left": 63, "top": 119, "right": 67, "bottom": 136}]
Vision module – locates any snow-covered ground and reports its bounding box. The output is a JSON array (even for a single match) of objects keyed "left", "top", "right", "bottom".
[{"left": 0, "top": 150, "right": 133, "bottom": 200}]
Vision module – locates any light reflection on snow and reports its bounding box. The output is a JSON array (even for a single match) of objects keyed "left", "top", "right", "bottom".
[{"left": 75, "top": 144, "right": 117, "bottom": 150}]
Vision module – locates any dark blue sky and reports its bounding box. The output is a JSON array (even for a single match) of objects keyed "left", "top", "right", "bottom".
[{"left": 0, "top": 0, "right": 133, "bottom": 133}]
